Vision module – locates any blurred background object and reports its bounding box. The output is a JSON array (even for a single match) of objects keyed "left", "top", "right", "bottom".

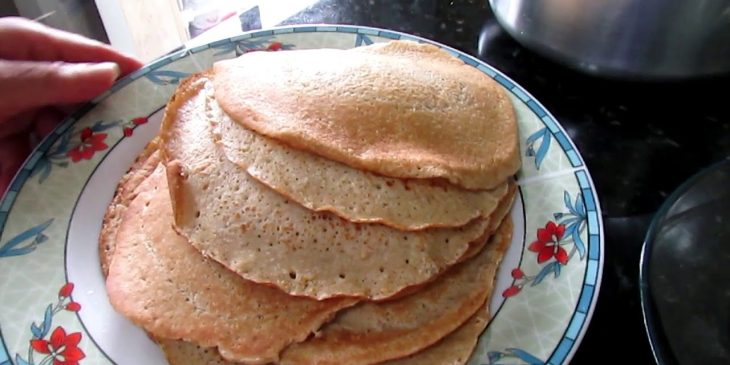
[
  {"left": 489, "top": 0, "right": 730, "bottom": 78},
  {"left": 94, "top": 0, "right": 316, "bottom": 61},
  {"left": 0, "top": 0, "right": 317, "bottom": 62},
  {"left": 1, "top": 0, "right": 108, "bottom": 42}
]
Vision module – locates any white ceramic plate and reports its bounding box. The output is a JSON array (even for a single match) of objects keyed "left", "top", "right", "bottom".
[{"left": 0, "top": 25, "right": 603, "bottom": 365}]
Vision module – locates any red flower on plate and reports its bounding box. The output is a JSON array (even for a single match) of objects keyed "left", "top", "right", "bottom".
[
  {"left": 58, "top": 283, "right": 74, "bottom": 298},
  {"left": 65, "top": 302, "right": 81, "bottom": 312},
  {"left": 30, "top": 327, "right": 86, "bottom": 365},
  {"left": 267, "top": 42, "right": 283, "bottom": 51},
  {"left": 131, "top": 117, "right": 148, "bottom": 125},
  {"left": 502, "top": 285, "right": 521, "bottom": 297},
  {"left": 528, "top": 221, "right": 568, "bottom": 264},
  {"left": 66, "top": 129, "right": 108, "bottom": 162}
]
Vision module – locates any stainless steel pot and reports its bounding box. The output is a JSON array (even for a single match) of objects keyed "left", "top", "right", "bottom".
[{"left": 489, "top": 0, "right": 730, "bottom": 78}]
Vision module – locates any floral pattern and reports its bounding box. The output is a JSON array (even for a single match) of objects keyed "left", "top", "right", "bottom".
[
  {"left": 503, "top": 191, "right": 587, "bottom": 298},
  {"left": 487, "top": 348, "right": 544, "bottom": 365},
  {"left": 525, "top": 127, "right": 551, "bottom": 170},
  {"left": 29, "top": 327, "right": 84, "bottom": 365},
  {"left": 529, "top": 222, "right": 568, "bottom": 265},
  {"left": 31, "top": 116, "right": 149, "bottom": 184},
  {"left": 66, "top": 129, "right": 107, "bottom": 163},
  {"left": 14, "top": 283, "right": 84, "bottom": 365},
  {"left": 211, "top": 37, "right": 293, "bottom": 57},
  {"left": 0, "top": 219, "right": 53, "bottom": 258},
  {"left": 144, "top": 70, "right": 190, "bottom": 86}
]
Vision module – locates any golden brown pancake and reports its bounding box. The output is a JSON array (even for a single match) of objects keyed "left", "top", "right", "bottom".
[
  {"left": 212, "top": 40, "right": 520, "bottom": 190},
  {"left": 99, "top": 139, "right": 160, "bottom": 276},
  {"left": 209, "top": 85, "right": 509, "bottom": 231},
  {"left": 382, "top": 305, "right": 490, "bottom": 365},
  {"left": 160, "top": 75, "right": 500, "bottom": 300},
  {"left": 105, "top": 168, "right": 356, "bottom": 364},
  {"left": 158, "top": 304, "right": 489, "bottom": 365},
  {"left": 279, "top": 217, "right": 513, "bottom": 365},
  {"left": 154, "top": 218, "right": 511, "bottom": 365}
]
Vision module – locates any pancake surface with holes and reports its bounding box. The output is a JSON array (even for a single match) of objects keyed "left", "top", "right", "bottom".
[
  {"left": 157, "top": 304, "right": 490, "bottom": 365},
  {"left": 105, "top": 167, "right": 356, "bottom": 364},
  {"left": 154, "top": 218, "right": 511, "bottom": 365},
  {"left": 209, "top": 86, "right": 509, "bottom": 231},
  {"left": 381, "top": 305, "right": 491, "bottom": 365},
  {"left": 279, "top": 217, "right": 513, "bottom": 365},
  {"left": 99, "top": 139, "right": 160, "bottom": 276},
  {"left": 160, "top": 75, "right": 499, "bottom": 300},
  {"left": 212, "top": 40, "right": 520, "bottom": 190}
]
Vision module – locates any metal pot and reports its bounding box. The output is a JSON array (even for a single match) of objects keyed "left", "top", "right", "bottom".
[{"left": 489, "top": 0, "right": 730, "bottom": 78}]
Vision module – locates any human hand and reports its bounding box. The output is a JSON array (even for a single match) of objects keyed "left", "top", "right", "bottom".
[{"left": 0, "top": 17, "right": 143, "bottom": 194}]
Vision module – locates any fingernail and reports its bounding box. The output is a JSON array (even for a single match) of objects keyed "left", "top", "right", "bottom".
[
  {"left": 65, "top": 62, "right": 121, "bottom": 80},
  {"left": 98, "top": 61, "right": 121, "bottom": 79}
]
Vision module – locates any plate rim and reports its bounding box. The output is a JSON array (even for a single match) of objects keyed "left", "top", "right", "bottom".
[{"left": 0, "top": 23, "right": 605, "bottom": 365}]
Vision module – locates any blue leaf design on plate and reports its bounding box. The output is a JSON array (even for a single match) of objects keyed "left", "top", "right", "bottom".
[
  {"left": 355, "top": 33, "right": 374, "bottom": 47},
  {"left": 506, "top": 348, "right": 544, "bottom": 365},
  {"left": 525, "top": 128, "right": 551, "bottom": 169},
  {"left": 525, "top": 127, "right": 545, "bottom": 144},
  {"left": 56, "top": 131, "right": 72, "bottom": 153},
  {"left": 532, "top": 262, "right": 559, "bottom": 286},
  {"left": 91, "top": 120, "right": 119, "bottom": 132},
  {"left": 38, "top": 161, "right": 52, "bottom": 184},
  {"left": 575, "top": 192, "right": 586, "bottom": 216},
  {"left": 564, "top": 221, "right": 578, "bottom": 239},
  {"left": 145, "top": 70, "right": 190, "bottom": 85},
  {"left": 212, "top": 42, "right": 237, "bottom": 55},
  {"left": 535, "top": 130, "right": 551, "bottom": 170},
  {"left": 553, "top": 262, "right": 561, "bottom": 278},
  {"left": 487, "top": 351, "right": 503, "bottom": 364},
  {"left": 41, "top": 304, "right": 53, "bottom": 338},
  {"left": 15, "top": 354, "right": 31, "bottom": 365},
  {"left": 563, "top": 191, "right": 576, "bottom": 216},
  {"left": 30, "top": 322, "right": 42, "bottom": 339},
  {"left": 573, "top": 225, "right": 586, "bottom": 259},
  {"left": 0, "top": 219, "right": 54, "bottom": 257},
  {"left": 36, "top": 233, "right": 48, "bottom": 244}
]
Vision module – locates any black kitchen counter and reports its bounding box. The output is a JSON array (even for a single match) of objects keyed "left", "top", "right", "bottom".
[{"left": 243, "top": 1, "right": 730, "bottom": 363}]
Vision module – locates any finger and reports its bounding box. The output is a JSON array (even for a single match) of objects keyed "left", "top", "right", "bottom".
[
  {"left": 0, "top": 134, "right": 32, "bottom": 195},
  {"left": 33, "top": 107, "right": 66, "bottom": 141},
  {"left": 0, "top": 109, "right": 36, "bottom": 139},
  {"left": 0, "top": 17, "right": 143, "bottom": 76},
  {"left": 0, "top": 60, "right": 119, "bottom": 121}
]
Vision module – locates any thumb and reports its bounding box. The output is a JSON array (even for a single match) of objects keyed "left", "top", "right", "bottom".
[{"left": 0, "top": 60, "right": 120, "bottom": 121}]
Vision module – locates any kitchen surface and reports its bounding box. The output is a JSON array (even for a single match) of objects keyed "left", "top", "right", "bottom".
[{"left": 2, "top": 0, "right": 729, "bottom": 364}]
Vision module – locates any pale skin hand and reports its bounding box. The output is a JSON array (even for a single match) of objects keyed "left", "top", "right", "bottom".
[{"left": 0, "top": 17, "right": 143, "bottom": 193}]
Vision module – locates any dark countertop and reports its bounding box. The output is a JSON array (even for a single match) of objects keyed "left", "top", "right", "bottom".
[{"left": 242, "top": 1, "right": 730, "bottom": 363}]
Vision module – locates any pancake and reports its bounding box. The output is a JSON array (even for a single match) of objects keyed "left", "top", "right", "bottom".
[
  {"left": 154, "top": 218, "right": 510, "bottom": 365},
  {"left": 209, "top": 85, "right": 509, "bottom": 231},
  {"left": 279, "top": 216, "right": 513, "bottom": 365},
  {"left": 105, "top": 168, "right": 357, "bottom": 364},
  {"left": 99, "top": 139, "right": 160, "bottom": 276},
  {"left": 212, "top": 40, "right": 520, "bottom": 190},
  {"left": 160, "top": 74, "right": 498, "bottom": 300},
  {"left": 158, "top": 305, "right": 489, "bottom": 365},
  {"left": 382, "top": 306, "right": 490, "bottom": 365}
]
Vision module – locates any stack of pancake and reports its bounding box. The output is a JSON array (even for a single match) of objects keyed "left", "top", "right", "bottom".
[{"left": 100, "top": 40, "right": 520, "bottom": 365}]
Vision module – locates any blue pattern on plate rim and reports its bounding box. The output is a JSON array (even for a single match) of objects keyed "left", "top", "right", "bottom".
[{"left": 0, "top": 25, "right": 603, "bottom": 365}]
